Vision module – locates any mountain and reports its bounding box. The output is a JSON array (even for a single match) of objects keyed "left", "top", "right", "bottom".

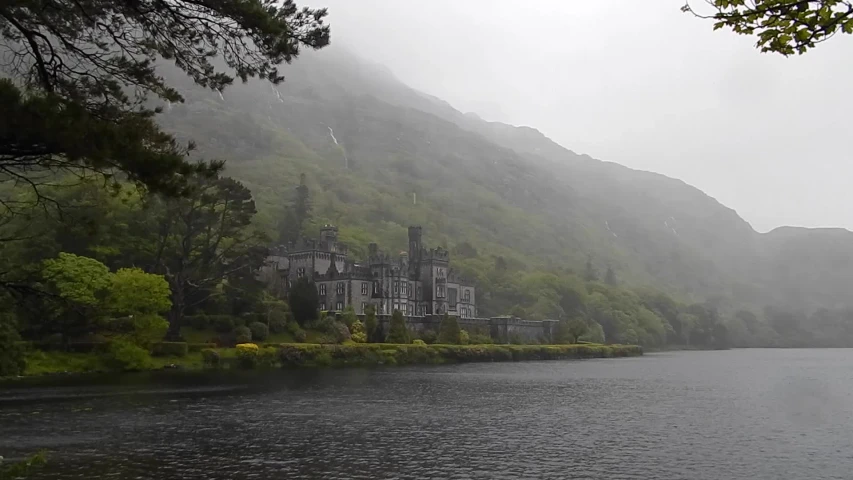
[{"left": 156, "top": 46, "right": 853, "bottom": 315}]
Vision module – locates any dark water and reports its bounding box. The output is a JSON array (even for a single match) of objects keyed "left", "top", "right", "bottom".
[{"left": 2, "top": 350, "right": 853, "bottom": 479}]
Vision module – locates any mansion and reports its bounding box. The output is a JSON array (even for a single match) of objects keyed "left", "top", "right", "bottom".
[{"left": 261, "top": 226, "right": 477, "bottom": 318}]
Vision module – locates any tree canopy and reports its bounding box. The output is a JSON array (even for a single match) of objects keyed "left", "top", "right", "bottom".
[
  {"left": 684, "top": 0, "right": 853, "bottom": 55},
  {"left": 0, "top": 0, "right": 330, "bottom": 209}
]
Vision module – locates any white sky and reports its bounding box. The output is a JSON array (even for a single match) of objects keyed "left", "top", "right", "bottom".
[{"left": 311, "top": 0, "right": 853, "bottom": 232}]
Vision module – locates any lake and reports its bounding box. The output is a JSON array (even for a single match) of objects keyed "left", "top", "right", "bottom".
[{"left": 2, "top": 349, "right": 853, "bottom": 479}]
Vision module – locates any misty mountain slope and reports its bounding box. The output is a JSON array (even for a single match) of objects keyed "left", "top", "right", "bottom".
[{"left": 155, "top": 47, "right": 851, "bottom": 312}]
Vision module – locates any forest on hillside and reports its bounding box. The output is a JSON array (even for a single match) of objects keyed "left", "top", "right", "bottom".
[{"left": 4, "top": 0, "right": 853, "bottom": 379}]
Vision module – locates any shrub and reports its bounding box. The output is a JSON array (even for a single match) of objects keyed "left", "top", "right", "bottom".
[
  {"left": 257, "top": 347, "right": 279, "bottom": 368},
  {"left": 438, "top": 314, "right": 461, "bottom": 344},
  {"left": 386, "top": 310, "right": 409, "bottom": 344},
  {"left": 101, "top": 340, "right": 152, "bottom": 371},
  {"left": 459, "top": 329, "right": 470, "bottom": 345},
  {"left": 419, "top": 330, "right": 438, "bottom": 344},
  {"left": 212, "top": 315, "right": 236, "bottom": 333},
  {"left": 151, "top": 342, "right": 188, "bottom": 357},
  {"left": 468, "top": 333, "right": 494, "bottom": 345},
  {"left": 350, "top": 320, "right": 367, "bottom": 343},
  {"left": 0, "top": 314, "right": 26, "bottom": 377},
  {"left": 294, "top": 329, "right": 307, "bottom": 343},
  {"left": 364, "top": 305, "right": 380, "bottom": 342},
  {"left": 202, "top": 349, "right": 221, "bottom": 368},
  {"left": 286, "top": 318, "right": 301, "bottom": 335},
  {"left": 233, "top": 325, "right": 252, "bottom": 344},
  {"left": 412, "top": 339, "right": 427, "bottom": 346},
  {"left": 341, "top": 306, "right": 358, "bottom": 329},
  {"left": 248, "top": 322, "right": 269, "bottom": 342},
  {"left": 268, "top": 309, "right": 288, "bottom": 334},
  {"left": 331, "top": 321, "right": 351, "bottom": 344},
  {"left": 236, "top": 343, "right": 259, "bottom": 369}
]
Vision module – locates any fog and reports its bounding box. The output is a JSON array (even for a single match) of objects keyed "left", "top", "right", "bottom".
[{"left": 308, "top": 0, "right": 853, "bottom": 233}]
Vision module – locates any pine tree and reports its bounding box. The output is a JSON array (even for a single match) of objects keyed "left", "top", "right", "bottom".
[
  {"left": 386, "top": 310, "right": 409, "bottom": 344},
  {"left": 584, "top": 256, "right": 599, "bottom": 282},
  {"left": 438, "top": 313, "right": 462, "bottom": 344},
  {"left": 604, "top": 265, "right": 617, "bottom": 286}
]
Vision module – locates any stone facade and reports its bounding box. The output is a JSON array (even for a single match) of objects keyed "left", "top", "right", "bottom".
[{"left": 260, "top": 225, "right": 477, "bottom": 317}]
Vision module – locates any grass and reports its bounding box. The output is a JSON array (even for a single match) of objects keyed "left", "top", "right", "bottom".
[{"left": 11, "top": 342, "right": 642, "bottom": 378}]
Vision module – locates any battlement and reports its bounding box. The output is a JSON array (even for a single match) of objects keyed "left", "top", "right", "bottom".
[{"left": 423, "top": 246, "right": 449, "bottom": 262}]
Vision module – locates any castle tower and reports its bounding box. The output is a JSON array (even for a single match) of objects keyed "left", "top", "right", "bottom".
[
  {"left": 408, "top": 226, "right": 422, "bottom": 280},
  {"left": 320, "top": 225, "right": 338, "bottom": 251}
]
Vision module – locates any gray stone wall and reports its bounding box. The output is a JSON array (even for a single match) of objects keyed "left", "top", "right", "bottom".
[{"left": 369, "top": 314, "right": 558, "bottom": 344}]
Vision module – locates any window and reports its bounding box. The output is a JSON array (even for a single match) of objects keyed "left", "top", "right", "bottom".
[
  {"left": 337, "top": 282, "right": 345, "bottom": 295},
  {"left": 394, "top": 280, "right": 400, "bottom": 294},
  {"left": 436, "top": 285, "right": 446, "bottom": 298},
  {"left": 464, "top": 289, "right": 471, "bottom": 302},
  {"left": 373, "top": 281, "right": 380, "bottom": 295},
  {"left": 361, "top": 302, "right": 367, "bottom": 314},
  {"left": 409, "top": 283, "right": 414, "bottom": 298},
  {"left": 401, "top": 282, "right": 407, "bottom": 296},
  {"left": 297, "top": 267, "right": 305, "bottom": 278},
  {"left": 437, "top": 268, "right": 445, "bottom": 278},
  {"left": 407, "top": 304, "right": 413, "bottom": 315},
  {"left": 336, "top": 301, "right": 344, "bottom": 311},
  {"left": 319, "top": 284, "right": 326, "bottom": 296},
  {"left": 393, "top": 302, "right": 400, "bottom": 312},
  {"left": 361, "top": 282, "right": 369, "bottom": 295},
  {"left": 320, "top": 302, "right": 326, "bottom": 311}
]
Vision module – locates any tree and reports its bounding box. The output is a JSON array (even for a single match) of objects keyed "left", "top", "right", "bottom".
[
  {"left": 438, "top": 313, "right": 461, "bottom": 344},
  {"left": 39, "top": 252, "right": 113, "bottom": 340},
  {"left": 0, "top": 313, "right": 26, "bottom": 376},
  {"left": 106, "top": 268, "right": 171, "bottom": 317},
  {"left": 288, "top": 278, "right": 318, "bottom": 326},
  {"left": 554, "top": 318, "right": 588, "bottom": 344},
  {"left": 386, "top": 310, "right": 409, "bottom": 343},
  {"left": 364, "top": 304, "right": 380, "bottom": 342},
  {"left": 584, "top": 256, "right": 598, "bottom": 282},
  {"left": 604, "top": 265, "right": 617, "bottom": 286},
  {"left": 144, "top": 176, "right": 268, "bottom": 335},
  {"left": 683, "top": 0, "right": 853, "bottom": 55},
  {"left": 0, "top": 0, "right": 329, "bottom": 212}
]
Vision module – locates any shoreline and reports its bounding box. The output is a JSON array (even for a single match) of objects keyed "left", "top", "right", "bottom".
[{"left": 7, "top": 343, "right": 643, "bottom": 380}]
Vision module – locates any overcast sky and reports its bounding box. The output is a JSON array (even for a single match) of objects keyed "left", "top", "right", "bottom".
[{"left": 311, "top": 0, "right": 852, "bottom": 233}]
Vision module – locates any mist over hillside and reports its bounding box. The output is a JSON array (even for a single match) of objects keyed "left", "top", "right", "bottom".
[{"left": 156, "top": 46, "right": 853, "bottom": 316}]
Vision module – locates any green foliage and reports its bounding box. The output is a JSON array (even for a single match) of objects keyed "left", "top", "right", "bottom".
[
  {"left": 201, "top": 349, "right": 221, "bottom": 368},
  {"left": 106, "top": 268, "right": 171, "bottom": 316},
  {"left": 268, "top": 309, "right": 289, "bottom": 334},
  {"left": 233, "top": 325, "right": 252, "bottom": 344},
  {"left": 364, "top": 304, "right": 381, "bottom": 342},
  {"left": 42, "top": 252, "right": 111, "bottom": 306},
  {"left": 0, "top": 451, "right": 47, "bottom": 480},
  {"left": 0, "top": 314, "right": 26, "bottom": 377},
  {"left": 684, "top": 0, "right": 853, "bottom": 56},
  {"left": 578, "top": 322, "right": 606, "bottom": 344},
  {"left": 419, "top": 329, "right": 438, "bottom": 344},
  {"left": 113, "top": 314, "right": 169, "bottom": 348},
  {"left": 554, "top": 318, "right": 588, "bottom": 344},
  {"left": 275, "top": 343, "right": 642, "bottom": 367},
  {"left": 248, "top": 321, "right": 269, "bottom": 342},
  {"left": 386, "top": 310, "right": 409, "bottom": 344},
  {"left": 293, "top": 329, "right": 307, "bottom": 343},
  {"left": 350, "top": 320, "right": 367, "bottom": 343},
  {"left": 212, "top": 315, "right": 237, "bottom": 333},
  {"left": 459, "top": 329, "right": 470, "bottom": 345},
  {"left": 151, "top": 342, "right": 189, "bottom": 357},
  {"left": 100, "top": 340, "right": 152, "bottom": 371},
  {"left": 0, "top": 0, "right": 329, "bottom": 207},
  {"left": 412, "top": 339, "right": 427, "bottom": 346},
  {"left": 288, "top": 278, "right": 319, "bottom": 326},
  {"left": 341, "top": 306, "right": 358, "bottom": 329},
  {"left": 468, "top": 333, "right": 494, "bottom": 344},
  {"left": 438, "top": 314, "right": 461, "bottom": 344}
]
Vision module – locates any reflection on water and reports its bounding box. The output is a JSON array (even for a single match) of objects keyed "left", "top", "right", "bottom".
[{"left": 3, "top": 350, "right": 853, "bottom": 479}]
